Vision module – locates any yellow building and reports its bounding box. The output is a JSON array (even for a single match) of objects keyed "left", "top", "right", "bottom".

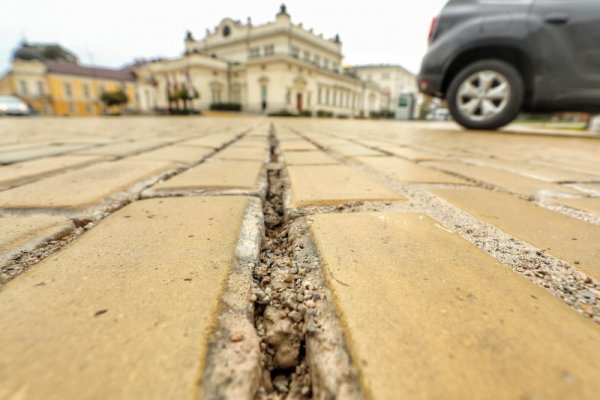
[{"left": 0, "top": 45, "right": 139, "bottom": 116}]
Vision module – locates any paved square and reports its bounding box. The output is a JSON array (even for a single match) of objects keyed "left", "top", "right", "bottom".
[{"left": 0, "top": 117, "right": 598, "bottom": 399}]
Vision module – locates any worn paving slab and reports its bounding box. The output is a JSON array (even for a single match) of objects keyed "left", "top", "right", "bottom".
[
  {"left": 287, "top": 165, "right": 405, "bottom": 207},
  {"left": 0, "top": 160, "right": 173, "bottom": 212},
  {"left": 0, "top": 155, "right": 106, "bottom": 189},
  {"left": 309, "top": 211, "right": 600, "bottom": 400},
  {"left": 329, "top": 143, "right": 385, "bottom": 158},
  {"left": 152, "top": 160, "right": 263, "bottom": 192},
  {"left": 426, "top": 161, "right": 578, "bottom": 198},
  {"left": 0, "top": 215, "right": 74, "bottom": 264},
  {"left": 215, "top": 146, "right": 268, "bottom": 161},
  {"left": 554, "top": 197, "right": 600, "bottom": 216},
  {"left": 180, "top": 134, "right": 239, "bottom": 149},
  {"left": 77, "top": 139, "right": 171, "bottom": 157},
  {"left": 463, "top": 157, "right": 600, "bottom": 183},
  {"left": 129, "top": 145, "right": 214, "bottom": 165},
  {"left": 433, "top": 188, "right": 600, "bottom": 280},
  {"left": 279, "top": 140, "right": 318, "bottom": 151},
  {"left": 357, "top": 156, "right": 467, "bottom": 184},
  {"left": 0, "top": 144, "right": 89, "bottom": 165},
  {"left": 573, "top": 183, "right": 600, "bottom": 196},
  {"left": 282, "top": 151, "right": 338, "bottom": 165},
  {"left": 387, "top": 146, "right": 450, "bottom": 161},
  {"left": 0, "top": 196, "right": 251, "bottom": 400}
]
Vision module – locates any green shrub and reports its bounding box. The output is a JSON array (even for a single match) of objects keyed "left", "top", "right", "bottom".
[
  {"left": 267, "top": 109, "right": 298, "bottom": 117},
  {"left": 209, "top": 103, "right": 242, "bottom": 111},
  {"left": 336, "top": 114, "right": 350, "bottom": 119},
  {"left": 299, "top": 109, "right": 312, "bottom": 117},
  {"left": 316, "top": 110, "right": 334, "bottom": 118},
  {"left": 170, "top": 109, "right": 201, "bottom": 115}
]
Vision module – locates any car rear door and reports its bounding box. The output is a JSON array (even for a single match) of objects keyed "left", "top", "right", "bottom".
[{"left": 530, "top": 0, "right": 600, "bottom": 107}]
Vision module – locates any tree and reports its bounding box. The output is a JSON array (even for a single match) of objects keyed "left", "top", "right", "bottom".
[{"left": 100, "top": 89, "right": 129, "bottom": 114}]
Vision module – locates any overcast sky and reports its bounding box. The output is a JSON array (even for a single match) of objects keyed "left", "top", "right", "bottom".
[{"left": 1, "top": 0, "right": 448, "bottom": 75}]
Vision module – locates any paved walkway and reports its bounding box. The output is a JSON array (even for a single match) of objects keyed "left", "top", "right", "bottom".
[{"left": 0, "top": 117, "right": 599, "bottom": 399}]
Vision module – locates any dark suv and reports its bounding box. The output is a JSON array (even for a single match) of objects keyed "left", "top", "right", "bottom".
[{"left": 418, "top": 0, "right": 600, "bottom": 130}]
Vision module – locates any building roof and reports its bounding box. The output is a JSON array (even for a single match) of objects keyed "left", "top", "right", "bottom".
[{"left": 45, "top": 61, "right": 136, "bottom": 81}]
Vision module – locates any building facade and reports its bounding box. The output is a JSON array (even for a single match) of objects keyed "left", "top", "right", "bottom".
[
  {"left": 0, "top": 44, "right": 139, "bottom": 116},
  {"left": 135, "top": 5, "right": 386, "bottom": 116},
  {"left": 346, "top": 64, "right": 419, "bottom": 114}
]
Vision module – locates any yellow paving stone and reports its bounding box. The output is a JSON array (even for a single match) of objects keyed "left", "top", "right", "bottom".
[
  {"left": 426, "top": 161, "right": 578, "bottom": 197},
  {"left": 77, "top": 139, "right": 170, "bottom": 157},
  {"left": 287, "top": 165, "right": 404, "bottom": 207},
  {"left": 0, "top": 144, "right": 89, "bottom": 164},
  {"left": 0, "top": 160, "right": 173, "bottom": 211},
  {"left": 464, "top": 157, "right": 600, "bottom": 182},
  {"left": 215, "top": 146, "right": 267, "bottom": 161},
  {"left": 233, "top": 137, "right": 269, "bottom": 149},
  {"left": 357, "top": 156, "right": 467, "bottom": 184},
  {"left": 0, "top": 143, "right": 49, "bottom": 154},
  {"left": 554, "top": 197, "right": 600, "bottom": 216},
  {"left": 180, "top": 134, "right": 239, "bottom": 149},
  {"left": 309, "top": 211, "right": 600, "bottom": 400},
  {"left": 0, "top": 216, "right": 73, "bottom": 262},
  {"left": 573, "top": 183, "right": 600, "bottom": 195},
  {"left": 0, "top": 197, "right": 250, "bottom": 400},
  {"left": 279, "top": 140, "right": 318, "bottom": 151},
  {"left": 129, "top": 145, "right": 214, "bottom": 165},
  {"left": 329, "top": 143, "right": 385, "bottom": 157},
  {"left": 0, "top": 155, "right": 106, "bottom": 189},
  {"left": 433, "top": 188, "right": 600, "bottom": 280},
  {"left": 387, "top": 146, "right": 450, "bottom": 161},
  {"left": 153, "top": 160, "right": 263, "bottom": 192},
  {"left": 282, "top": 151, "right": 338, "bottom": 165}
]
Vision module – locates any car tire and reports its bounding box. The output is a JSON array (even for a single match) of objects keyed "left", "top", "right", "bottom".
[{"left": 447, "top": 59, "right": 524, "bottom": 130}]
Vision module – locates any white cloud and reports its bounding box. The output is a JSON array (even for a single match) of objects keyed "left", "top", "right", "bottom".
[{"left": 1, "top": 0, "right": 448, "bottom": 74}]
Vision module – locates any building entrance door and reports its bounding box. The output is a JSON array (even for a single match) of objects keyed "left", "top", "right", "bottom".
[{"left": 296, "top": 93, "right": 303, "bottom": 112}]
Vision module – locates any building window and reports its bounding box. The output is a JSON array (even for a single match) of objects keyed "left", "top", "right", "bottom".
[
  {"left": 314, "top": 55, "right": 320, "bottom": 65},
  {"left": 37, "top": 80, "right": 44, "bottom": 96},
  {"left": 19, "top": 80, "right": 27, "bottom": 96},
  {"left": 83, "top": 84, "right": 90, "bottom": 99},
  {"left": 290, "top": 46, "right": 299, "bottom": 58},
  {"left": 382, "top": 72, "right": 390, "bottom": 80},
  {"left": 285, "top": 89, "right": 291, "bottom": 105},
  {"left": 86, "top": 105, "right": 92, "bottom": 114},
  {"left": 317, "top": 87, "right": 322, "bottom": 105},
  {"left": 332, "top": 63, "right": 339, "bottom": 72},
  {"left": 211, "top": 88, "right": 222, "bottom": 103},
  {"left": 325, "top": 88, "right": 330, "bottom": 105},
  {"left": 324, "top": 59, "right": 329, "bottom": 69},
  {"left": 332, "top": 90, "right": 337, "bottom": 107},
  {"left": 249, "top": 47, "right": 260, "bottom": 59},
  {"left": 68, "top": 103, "right": 75, "bottom": 114},
  {"left": 260, "top": 84, "right": 268, "bottom": 111},
  {"left": 64, "top": 83, "right": 72, "bottom": 98},
  {"left": 303, "top": 51, "right": 311, "bottom": 61},
  {"left": 264, "top": 45, "right": 274, "bottom": 56}
]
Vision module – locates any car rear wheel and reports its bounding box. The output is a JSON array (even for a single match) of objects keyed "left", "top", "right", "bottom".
[{"left": 447, "top": 59, "right": 524, "bottom": 130}]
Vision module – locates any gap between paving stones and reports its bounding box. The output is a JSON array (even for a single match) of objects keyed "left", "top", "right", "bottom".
[
  {"left": 0, "top": 129, "right": 249, "bottom": 286},
  {"left": 286, "top": 126, "right": 600, "bottom": 324},
  {"left": 246, "top": 125, "right": 362, "bottom": 399}
]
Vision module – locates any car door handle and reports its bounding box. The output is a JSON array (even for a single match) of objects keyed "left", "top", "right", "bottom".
[{"left": 544, "top": 12, "right": 569, "bottom": 24}]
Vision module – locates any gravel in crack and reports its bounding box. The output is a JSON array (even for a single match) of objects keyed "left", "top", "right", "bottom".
[{"left": 253, "top": 142, "right": 316, "bottom": 399}]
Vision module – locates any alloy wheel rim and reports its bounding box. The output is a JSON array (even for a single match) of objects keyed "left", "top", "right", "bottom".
[{"left": 456, "top": 70, "right": 510, "bottom": 122}]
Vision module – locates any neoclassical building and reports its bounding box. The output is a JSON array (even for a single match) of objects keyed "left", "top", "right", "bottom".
[
  {"left": 345, "top": 64, "right": 418, "bottom": 111},
  {"left": 135, "top": 5, "right": 387, "bottom": 116}
]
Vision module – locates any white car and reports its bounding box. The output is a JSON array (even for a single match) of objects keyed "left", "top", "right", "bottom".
[{"left": 0, "top": 96, "right": 31, "bottom": 116}]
